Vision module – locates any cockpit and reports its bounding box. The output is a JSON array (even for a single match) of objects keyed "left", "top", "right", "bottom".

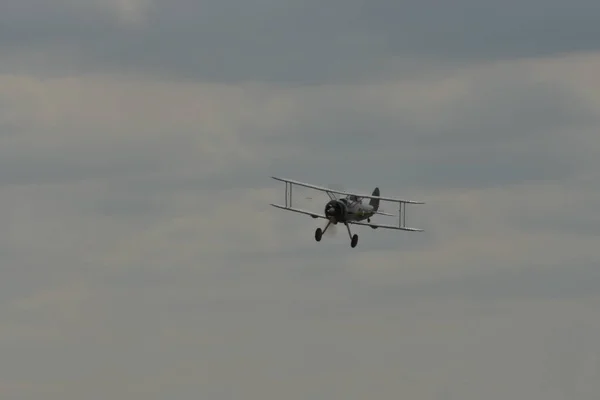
[{"left": 341, "top": 195, "right": 361, "bottom": 205}]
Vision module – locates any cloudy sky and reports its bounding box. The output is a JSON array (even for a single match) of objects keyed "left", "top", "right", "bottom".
[{"left": 2, "top": 0, "right": 600, "bottom": 398}]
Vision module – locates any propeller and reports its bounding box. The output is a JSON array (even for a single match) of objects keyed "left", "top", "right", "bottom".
[
  {"left": 323, "top": 184, "right": 346, "bottom": 236},
  {"left": 323, "top": 208, "right": 338, "bottom": 237},
  {"left": 304, "top": 183, "right": 347, "bottom": 237}
]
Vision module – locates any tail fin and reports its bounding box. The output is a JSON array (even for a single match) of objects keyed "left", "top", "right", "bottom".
[{"left": 369, "top": 188, "right": 380, "bottom": 211}]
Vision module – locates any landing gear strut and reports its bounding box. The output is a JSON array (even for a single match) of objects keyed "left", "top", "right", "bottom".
[
  {"left": 315, "top": 220, "right": 332, "bottom": 242},
  {"left": 315, "top": 220, "right": 358, "bottom": 248},
  {"left": 345, "top": 223, "right": 358, "bottom": 248}
]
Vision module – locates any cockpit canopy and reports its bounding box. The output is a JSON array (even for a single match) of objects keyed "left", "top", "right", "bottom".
[
  {"left": 346, "top": 195, "right": 360, "bottom": 203},
  {"left": 338, "top": 196, "right": 360, "bottom": 206}
]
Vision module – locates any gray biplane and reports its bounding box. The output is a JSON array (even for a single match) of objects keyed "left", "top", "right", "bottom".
[{"left": 270, "top": 176, "right": 424, "bottom": 248}]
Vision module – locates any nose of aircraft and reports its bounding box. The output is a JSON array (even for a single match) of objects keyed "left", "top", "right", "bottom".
[{"left": 324, "top": 200, "right": 342, "bottom": 221}]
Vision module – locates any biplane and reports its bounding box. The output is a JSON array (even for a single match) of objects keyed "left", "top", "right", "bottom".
[{"left": 270, "top": 177, "right": 424, "bottom": 248}]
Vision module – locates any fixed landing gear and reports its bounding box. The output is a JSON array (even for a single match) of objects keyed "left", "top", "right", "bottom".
[
  {"left": 346, "top": 223, "right": 358, "bottom": 248},
  {"left": 314, "top": 220, "right": 359, "bottom": 247},
  {"left": 315, "top": 220, "right": 332, "bottom": 242}
]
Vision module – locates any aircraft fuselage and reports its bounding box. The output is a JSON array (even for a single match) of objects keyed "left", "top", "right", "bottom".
[{"left": 324, "top": 197, "right": 374, "bottom": 223}]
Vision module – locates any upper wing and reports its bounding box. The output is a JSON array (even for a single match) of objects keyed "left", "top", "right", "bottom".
[
  {"left": 271, "top": 176, "right": 424, "bottom": 204},
  {"left": 271, "top": 176, "right": 338, "bottom": 200},
  {"left": 348, "top": 220, "right": 423, "bottom": 232},
  {"left": 270, "top": 203, "right": 326, "bottom": 219}
]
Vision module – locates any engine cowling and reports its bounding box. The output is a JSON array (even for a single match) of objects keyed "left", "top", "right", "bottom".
[{"left": 324, "top": 200, "right": 346, "bottom": 222}]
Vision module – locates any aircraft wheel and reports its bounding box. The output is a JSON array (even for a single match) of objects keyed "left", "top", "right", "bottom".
[
  {"left": 315, "top": 228, "right": 322, "bottom": 242},
  {"left": 350, "top": 234, "right": 358, "bottom": 248}
]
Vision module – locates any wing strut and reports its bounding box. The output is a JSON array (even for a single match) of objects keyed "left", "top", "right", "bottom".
[
  {"left": 398, "top": 202, "right": 407, "bottom": 228},
  {"left": 394, "top": 202, "right": 408, "bottom": 229},
  {"left": 399, "top": 202, "right": 402, "bottom": 228},
  {"left": 284, "top": 181, "right": 294, "bottom": 208}
]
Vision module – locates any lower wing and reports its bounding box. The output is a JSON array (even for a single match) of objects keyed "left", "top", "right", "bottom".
[
  {"left": 348, "top": 220, "right": 423, "bottom": 232},
  {"left": 374, "top": 210, "right": 395, "bottom": 216},
  {"left": 270, "top": 204, "right": 423, "bottom": 232},
  {"left": 270, "top": 204, "right": 326, "bottom": 219}
]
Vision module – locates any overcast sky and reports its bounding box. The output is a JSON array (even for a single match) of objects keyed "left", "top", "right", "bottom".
[{"left": 1, "top": 0, "right": 600, "bottom": 398}]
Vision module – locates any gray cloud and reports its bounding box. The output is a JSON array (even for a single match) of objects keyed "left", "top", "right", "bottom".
[
  {"left": 2, "top": 3, "right": 600, "bottom": 397},
  {"left": 360, "top": 262, "right": 600, "bottom": 305},
  {"left": 361, "top": 0, "right": 600, "bottom": 59},
  {"left": 2, "top": 0, "right": 600, "bottom": 83},
  {"left": 265, "top": 69, "right": 596, "bottom": 189}
]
